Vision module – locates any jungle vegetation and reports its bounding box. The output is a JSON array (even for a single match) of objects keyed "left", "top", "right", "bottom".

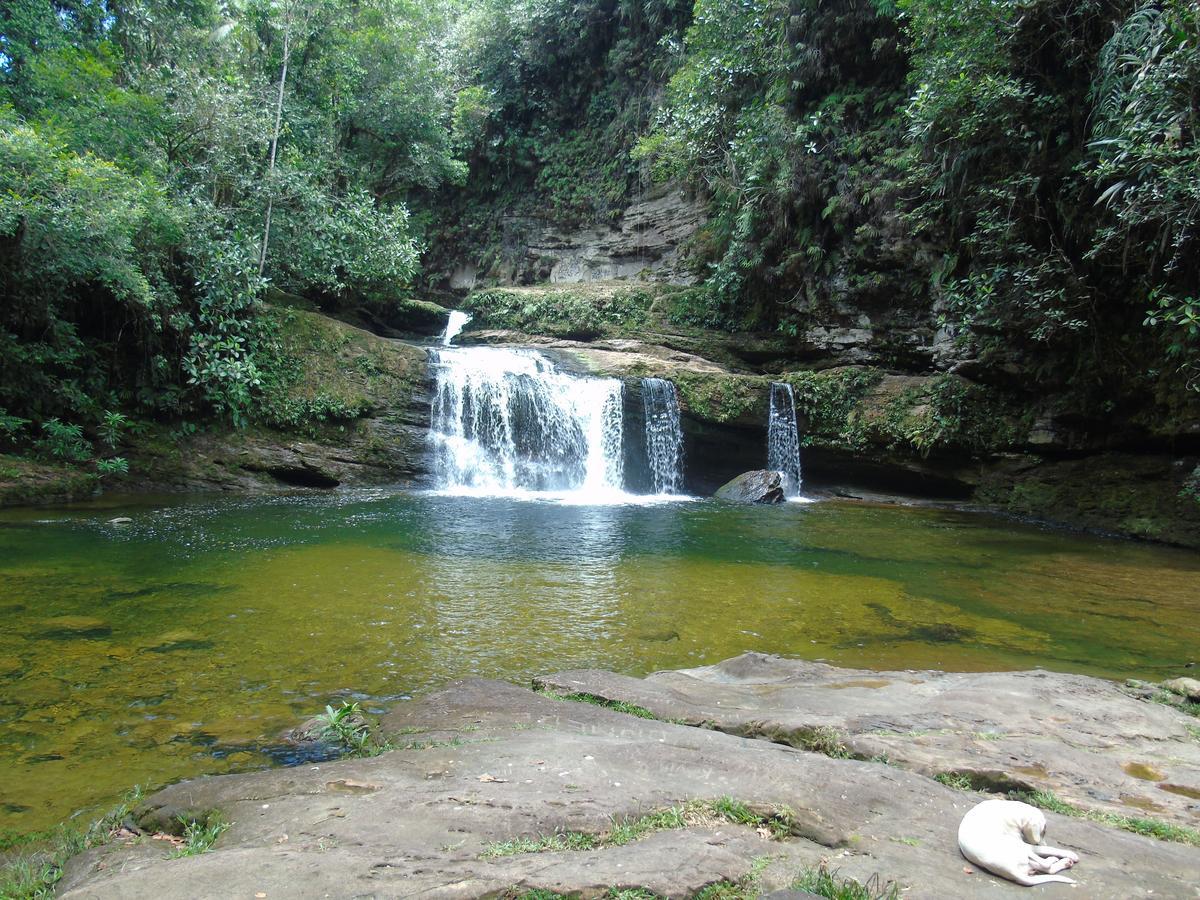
[{"left": 1, "top": 0, "right": 1197, "bottom": 469}]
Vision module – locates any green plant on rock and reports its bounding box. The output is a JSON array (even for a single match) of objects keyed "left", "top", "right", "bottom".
[
  {"left": 317, "top": 701, "right": 391, "bottom": 757},
  {"left": 0, "top": 786, "right": 143, "bottom": 899},
  {"left": 170, "top": 813, "right": 230, "bottom": 858},
  {"left": 794, "top": 861, "right": 900, "bottom": 900}
]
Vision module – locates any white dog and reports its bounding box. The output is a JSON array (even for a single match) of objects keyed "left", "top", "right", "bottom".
[{"left": 958, "top": 798, "right": 1079, "bottom": 886}]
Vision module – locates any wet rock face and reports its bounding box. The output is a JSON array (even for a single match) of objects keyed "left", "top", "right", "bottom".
[
  {"left": 59, "top": 672, "right": 1200, "bottom": 899},
  {"left": 715, "top": 470, "right": 786, "bottom": 504}
]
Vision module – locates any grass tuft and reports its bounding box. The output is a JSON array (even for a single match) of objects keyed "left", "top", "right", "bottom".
[
  {"left": 481, "top": 797, "right": 796, "bottom": 859},
  {"left": 1009, "top": 789, "right": 1200, "bottom": 846},
  {"left": 169, "top": 814, "right": 231, "bottom": 858},
  {"left": 0, "top": 787, "right": 144, "bottom": 899},
  {"left": 536, "top": 689, "right": 662, "bottom": 720},
  {"left": 793, "top": 862, "right": 901, "bottom": 900}
]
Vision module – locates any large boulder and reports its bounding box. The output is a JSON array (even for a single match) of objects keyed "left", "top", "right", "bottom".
[{"left": 715, "top": 469, "right": 785, "bottom": 503}]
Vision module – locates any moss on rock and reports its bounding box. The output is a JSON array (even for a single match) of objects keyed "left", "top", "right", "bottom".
[
  {"left": 463, "top": 282, "right": 680, "bottom": 340},
  {"left": 672, "top": 372, "right": 769, "bottom": 426},
  {"left": 255, "top": 307, "right": 425, "bottom": 437},
  {"left": 0, "top": 454, "right": 98, "bottom": 507}
]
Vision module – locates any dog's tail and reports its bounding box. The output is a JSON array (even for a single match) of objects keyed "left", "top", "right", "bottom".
[{"left": 1017, "top": 874, "right": 1077, "bottom": 886}]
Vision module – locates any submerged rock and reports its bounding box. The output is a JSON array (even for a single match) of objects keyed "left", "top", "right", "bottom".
[{"left": 715, "top": 469, "right": 785, "bottom": 503}]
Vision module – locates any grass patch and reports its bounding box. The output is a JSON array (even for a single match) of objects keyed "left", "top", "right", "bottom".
[
  {"left": 169, "top": 814, "right": 230, "bottom": 858},
  {"left": 790, "top": 726, "right": 853, "bottom": 759},
  {"left": 934, "top": 772, "right": 975, "bottom": 792},
  {"left": 1010, "top": 790, "right": 1200, "bottom": 847},
  {"left": 536, "top": 689, "right": 663, "bottom": 721},
  {"left": 1152, "top": 690, "right": 1200, "bottom": 718},
  {"left": 0, "top": 787, "right": 143, "bottom": 899},
  {"left": 794, "top": 862, "right": 901, "bottom": 900},
  {"left": 481, "top": 798, "right": 796, "bottom": 859}
]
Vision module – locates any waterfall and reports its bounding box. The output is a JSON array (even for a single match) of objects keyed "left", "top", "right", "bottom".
[
  {"left": 768, "top": 381, "right": 802, "bottom": 497},
  {"left": 429, "top": 347, "right": 624, "bottom": 496},
  {"left": 641, "top": 378, "right": 684, "bottom": 494},
  {"left": 441, "top": 310, "right": 472, "bottom": 346}
]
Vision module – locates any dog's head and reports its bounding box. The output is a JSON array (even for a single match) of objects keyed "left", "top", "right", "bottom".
[{"left": 1020, "top": 807, "right": 1048, "bottom": 844}]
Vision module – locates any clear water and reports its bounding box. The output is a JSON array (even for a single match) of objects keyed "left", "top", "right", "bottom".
[{"left": 1, "top": 491, "right": 1198, "bottom": 832}]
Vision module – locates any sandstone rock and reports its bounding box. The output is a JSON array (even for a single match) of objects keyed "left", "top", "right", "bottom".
[
  {"left": 538, "top": 652, "right": 1200, "bottom": 829},
  {"left": 59, "top": 677, "right": 1200, "bottom": 899},
  {"left": 715, "top": 470, "right": 785, "bottom": 504}
]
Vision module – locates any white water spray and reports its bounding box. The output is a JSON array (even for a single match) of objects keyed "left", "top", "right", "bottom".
[
  {"left": 768, "top": 381, "right": 802, "bottom": 497},
  {"left": 641, "top": 377, "right": 684, "bottom": 494},
  {"left": 429, "top": 347, "right": 624, "bottom": 497},
  {"left": 441, "top": 310, "right": 472, "bottom": 346}
]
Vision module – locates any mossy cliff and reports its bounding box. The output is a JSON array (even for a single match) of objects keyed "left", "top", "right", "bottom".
[{"left": 130, "top": 309, "right": 432, "bottom": 493}]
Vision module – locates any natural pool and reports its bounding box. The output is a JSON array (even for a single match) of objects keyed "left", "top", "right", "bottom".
[{"left": 1, "top": 490, "right": 1198, "bottom": 833}]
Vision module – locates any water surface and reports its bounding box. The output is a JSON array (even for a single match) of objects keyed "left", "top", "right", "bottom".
[{"left": 0, "top": 491, "right": 1197, "bottom": 831}]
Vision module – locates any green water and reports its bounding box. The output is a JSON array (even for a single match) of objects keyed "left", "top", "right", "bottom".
[{"left": 1, "top": 491, "right": 1197, "bottom": 832}]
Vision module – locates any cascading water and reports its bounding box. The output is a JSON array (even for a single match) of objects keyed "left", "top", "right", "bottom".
[
  {"left": 768, "top": 381, "right": 802, "bottom": 497},
  {"left": 641, "top": 377, "right": 684, "bottom": 494},
  {"left": 429, "top": 347, "right": 625, "bottom": 496},
  {"left": 441, "top": 310, "right": 472, "bottom": 346}
]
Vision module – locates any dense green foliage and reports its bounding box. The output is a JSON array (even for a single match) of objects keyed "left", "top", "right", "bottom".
[
  {"left": 2, "top": 0, "right": 1196, "bottom": 472},
  {"left": 422, "top": 0, "right": 694, "bottom": 278},
  {"left": 0, "top": 0, "right": 460, "bottom": 461},
  {"left": 630, "top": 0, "right": 1200, "bottom": 408}
]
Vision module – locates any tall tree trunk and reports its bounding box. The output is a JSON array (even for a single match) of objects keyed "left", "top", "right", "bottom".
[{"left": 259, "top": 18, "right": 292, "bottom": 279}]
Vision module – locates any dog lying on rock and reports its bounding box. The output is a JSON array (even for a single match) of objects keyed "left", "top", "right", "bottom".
[{"left": 958, "top": 798, "right": 1079, "bottom": 886}]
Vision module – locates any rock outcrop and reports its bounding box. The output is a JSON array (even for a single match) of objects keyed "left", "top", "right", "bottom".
[
  {"left": 59, "top": 674, "right": 1200, "bottom": 899},
  {"left": 715, "top": 470, "right": 786, "bottom": 504},
  {"left": 537, "top": 653, "right": 1200, "bottom": 830},
  {"left": 448, "top": 183, "right": 706, "bottom": 289}
]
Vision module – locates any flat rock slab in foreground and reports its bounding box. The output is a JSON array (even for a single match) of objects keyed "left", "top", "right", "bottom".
[
  {"left": 537, "top": 653, "right": 1200, "bottom": 829},
  {"left": 60, "top": 677, "right": 1199, "bottom": 898}
]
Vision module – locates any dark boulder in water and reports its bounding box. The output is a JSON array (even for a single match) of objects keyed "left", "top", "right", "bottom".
[{"left": 714, "top": 470, "right": 785, "bottom": 504}]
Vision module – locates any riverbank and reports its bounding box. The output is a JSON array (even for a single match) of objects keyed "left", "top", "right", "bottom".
[{"left": 36, "top": 654, "right": 1200, "bottom": 898}]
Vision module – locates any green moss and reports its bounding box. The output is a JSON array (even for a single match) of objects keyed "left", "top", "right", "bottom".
[
  {"left": 252, "top": 307, "right": 422, "bottom": 436},
  {"left": 784, "top": 368, "right": 883, "bottom": 448},
  {"left": 463, "top": 283, "right": 676, "bottom": 340},
  {"left": 783, "top": 368, "right": 1027, "bottom": 456},
  {"left": 673, "top": 373, "right": 768, "bottom": 425},
  {"left": 0, "top": 454, "right": 98, "bottom": 508}
]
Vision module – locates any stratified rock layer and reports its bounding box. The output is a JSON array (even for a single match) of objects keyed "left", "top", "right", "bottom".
[
  {"left": 537, "top": 652, "right": 1200, "bottom": 829},
  {"left": 59, "top": 674, "right": 1200, "bottom": 898}
]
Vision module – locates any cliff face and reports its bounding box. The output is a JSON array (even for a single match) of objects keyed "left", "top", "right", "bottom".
[{"left": 445, "top": 183, "right": 707, "bottom": 291}]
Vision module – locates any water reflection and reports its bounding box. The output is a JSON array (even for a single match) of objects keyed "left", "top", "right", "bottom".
[{"left": 0, "top": 491, "right": 1196, "bottom": 832}]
